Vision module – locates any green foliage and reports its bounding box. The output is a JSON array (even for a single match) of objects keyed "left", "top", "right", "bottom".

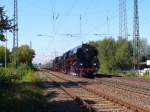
[
  {"left": 17, "top": 45, "right": 35, "bottom": 67},
  {"left": 0, "top": 64, "right": 33, "bottom": 83},
  {"left": 125, "top": 71, "right": 136, "bottom": 77},
  {"left": 89, "top": 38, "right": 133, "bottom": 74},
  {"left": 144, "top": 74, "right": 150, "bottom": 78},
  {"left": 99, "top": 38, "right": 116, "bottom": 72},
  {"left": 0, "top": 45, "right": 36, "bottom": 68},
  {"left": 0, "top": 67, "right": 19, "bottom": 89},
  {"left": 0, "top": 34, "right": 6, "bottom": 41},
  {"left": 0, "top": 81, "right": 49, "bottom": 112},
  {"left": 0, "top": 45, "right": 10, "bottom": 66},
  {"left": 21, "top": 70, "right": 40, "bottom": 82},
  {"left": 16, "top": 64, "right": 30, "bottom": 79},
  {"left": 0, "top": 66, "right": 52, "bottom": 112},
  {"left": 0, "top": 68, "right": 12, "bottom": 84},
  {"left": 147, "top": 56, "right": 150, "bottom": 60},
  {"left": 0, "top": 6, "right": 12, "bottom": 41},
  {"left": 115, "top": 38, "right": 132, "bottom": 70}
]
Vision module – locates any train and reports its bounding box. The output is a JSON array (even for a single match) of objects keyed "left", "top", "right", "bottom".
[{"left": 51, "top": 44, "right": 100, "bottom": 77}]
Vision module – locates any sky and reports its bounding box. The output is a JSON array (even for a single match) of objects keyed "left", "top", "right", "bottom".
[{"left": 0, "top": 0, "right": 150, "bottom": 64}]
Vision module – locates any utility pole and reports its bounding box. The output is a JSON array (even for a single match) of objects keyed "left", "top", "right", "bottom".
[
  {"left": 30, "top": 41, "right": 32, "bottom": 49},
  {"left": 52, "top": 12, "right": 59, "bottom": 35},
  {"left": 119, "top": 0, "right": 128, "bottom": 39},
  {"left": 106, "top": 16, "right": 110, "bottom": 35},
  {"left": 13, "top": 0, "right": 19, "bottom": 68},
  {"left": 5, "top": 31, "right": 7, "bottom": 69},
  {"left": 80, "top": 15, "right": 82, "bottom": 36},
  {"left": 52, "top": 12, "right": 55, "bottom": 34},
  {"left": 133, "top": 0, "right": 140, "bottom": 71}
]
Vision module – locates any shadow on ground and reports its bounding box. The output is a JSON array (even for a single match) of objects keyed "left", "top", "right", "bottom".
[
  {"left": 95, "top": 74, "right": 122, "bottom": 78},
  {"left": 0, "top": 81, "right": 57, "bottom": 112},
  {"left": 0, "top": 80, "right": 89, "bottom": 112}
]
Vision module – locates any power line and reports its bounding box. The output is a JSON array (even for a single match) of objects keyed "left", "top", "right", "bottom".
[{"left": 54, "top": 0, "right": 78, "bottom": 33}]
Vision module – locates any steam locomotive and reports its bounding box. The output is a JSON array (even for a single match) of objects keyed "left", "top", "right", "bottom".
[{"left": 52, "top": 44, "right": 100, "bottom": 77}]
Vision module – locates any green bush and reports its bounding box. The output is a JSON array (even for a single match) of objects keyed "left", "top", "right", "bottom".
[
  {"left": 21, "top": 70, "right": 40, "bottom": 82},
  {"left": 126, "top": 71, "right": 136, "bottom": 77},
  {"left": 16, "top": 64, "right": 30, "bottom": 79},
  {"left": 0, "top": 64, "right": 31, "bottom": 83},
  {"left": 0, "top": 68, "right": 15, "bottom": 84},
  {"left": 144, "top": 74, "right": 150, "bottom": 78}
]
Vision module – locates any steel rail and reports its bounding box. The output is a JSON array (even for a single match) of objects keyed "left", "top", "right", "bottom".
[
  {"left": 48, "top": 71, "right": 150, "bottom": 112},
  {"left": 46, "top": 73, "right": 98, "bottom": 112}
]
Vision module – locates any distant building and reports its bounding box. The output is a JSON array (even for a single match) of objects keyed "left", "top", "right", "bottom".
[
  {"left": 146, "top": 60, "right": 150, "bottom": 65},
  {"left": 138, "top": 60, "right": 150, "bottom": 76}
]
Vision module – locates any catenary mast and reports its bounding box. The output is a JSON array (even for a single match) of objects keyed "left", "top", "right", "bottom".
[
  {"left": 13, "top": 0, "right": 19, "bottom": 67},
  {"left": 133, "top": 0, "right": 140, "bottom": 70},
  {"left": 119, "top": 0, "right": 128, "bottom": 39}
]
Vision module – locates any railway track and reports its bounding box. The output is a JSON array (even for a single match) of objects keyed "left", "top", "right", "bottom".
[
  {"left": 99, "top": 77, "right": 150, "bottom": 91},
  {"left": 87, "top": 80, "right": 150, "bottom": 110},
  {"left": 44, "top": 71, "right": 132, "bottom": 112},
  {"left": 43, "top": 70, "right": 150, "bottom": 112},
  {"left": 42, "top": 72, "right": 86, "bottom": 112},
  {"left": 47, "top": 71, "right": 150, "bottom": 99},
  {"left": 114, "top": 77, "right": 150, "bottom": 84},
  {"left": 97, "top": 78, "right": 150, "bottom": 96},
  {"left": 93, "top": 78, "right": 150, "bottom": 106}
]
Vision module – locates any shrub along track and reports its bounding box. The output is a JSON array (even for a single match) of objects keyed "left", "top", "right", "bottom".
[{"left": 42, "top": 70, "right": 150, "bottom": 112}]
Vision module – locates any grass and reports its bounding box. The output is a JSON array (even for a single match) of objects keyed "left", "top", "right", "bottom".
[
  {"left": 144, "top": 74, "right": 150, "bottom": 78},
  {"left": 97, "top": 69, "right": 124, "bottom": 77},
  {"left": 0, "top": 66, "right": 53, "bottom": 112},
  {"left": 98, "top": 68, "right": 150, "bottom": 78},
  {"left": 21, "top": 70, "right": 39, "bottom": 82},
  {"left": 0, "top": 82, "right": 48, "bottom": 112}
]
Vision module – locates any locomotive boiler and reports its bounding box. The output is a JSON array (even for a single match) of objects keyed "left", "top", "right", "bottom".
[{"left": 52, "top": 44, "right": 100, "bottom": 77}]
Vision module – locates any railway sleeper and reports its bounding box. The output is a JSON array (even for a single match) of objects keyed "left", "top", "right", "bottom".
[
  {"left": 47, "top": 72, "right": 150, "bottom": 112},
  {"left": 81, "top": 85, "right": 150, "bottom": 112}
]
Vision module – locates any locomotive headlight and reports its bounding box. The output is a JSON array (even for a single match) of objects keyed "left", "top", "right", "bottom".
[
  {"left": 86, "top": 49, "right": 89, "bottom": 51},
  {"left": 93, "top": 63, "right": 97, "bottom": 66},
  {"left": 80, "top": 63, "right": 83, "bottom": 66}
]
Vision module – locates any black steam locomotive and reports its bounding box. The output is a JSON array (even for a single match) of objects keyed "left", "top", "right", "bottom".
[{"left": 52, "top": 44, "right": 100, "bottom": 77}]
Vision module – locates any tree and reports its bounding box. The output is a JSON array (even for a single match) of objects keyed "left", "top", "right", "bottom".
[
  {"left": 89, "top": 38, "right": 134, "bottom": 73},
  {"left": 0, "top": 6, "right": 12, "bottom": 41},
  {"left": 94, "top": 38, "right": 116, "bottom": 73},
  {"left": 0, "top": 46, "right": 10, "bottom": 66},
  {"left": 147, "top": 45, "right": 150, "bottom": 57},
  {"left": 101, "top": 38, "right": 116, "bottom": 72},
  {"left": 115, "top": 38, "right": 132, "bottom": 70},
  {"left": 17, "top": 45, "right": 35, "bottom": 66}
]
